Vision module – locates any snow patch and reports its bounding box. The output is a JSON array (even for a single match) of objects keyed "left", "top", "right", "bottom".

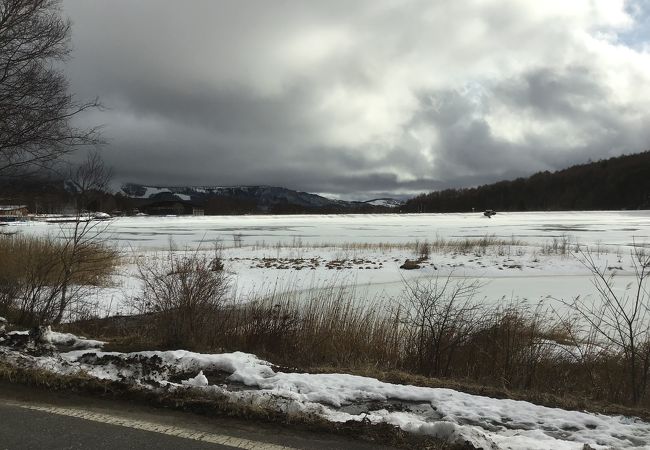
[
  {"left": 42, "top": 328, "right": 105, "bottom": 350},
  {"left": 181, "top": 370, "right": 209, "bottom": 387},
  {"left": 364, "top": 198, "right": 402, "bottom": 208}
]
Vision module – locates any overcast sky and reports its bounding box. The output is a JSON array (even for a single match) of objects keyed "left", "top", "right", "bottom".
[{"left": 62, "top": 0, "right": 650, "bottom": 199}]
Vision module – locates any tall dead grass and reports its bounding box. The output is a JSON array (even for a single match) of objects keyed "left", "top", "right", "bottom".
[
  {"left": 0, "top": 233, "right": 119, "bottom": 325},
  {"left": 246, "top": 234, "right": 525, "bottom": 255},
  {"left": 220, "top": 286, "right": 403, "bottom": 368}
]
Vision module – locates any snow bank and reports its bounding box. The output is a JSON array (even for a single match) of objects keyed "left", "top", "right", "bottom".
[
  {"left": 3, "top": 327, "right": 103, "bottom": 350},
  {"left": 3, "top": 324, "right": 649, "bottom": 449},
  {"left": 6, "top": 330, "right": 29, "bottom": 336},
  {"left": 49, "top": 348, "right": 650, "bottom": 449},
  {"left": 42, "top": 328, "right": 105, "bottom": 350}
]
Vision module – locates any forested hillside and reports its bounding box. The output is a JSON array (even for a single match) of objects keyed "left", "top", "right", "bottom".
[{"left": 404, "top": 151, "right": 650, "bottom": 212}]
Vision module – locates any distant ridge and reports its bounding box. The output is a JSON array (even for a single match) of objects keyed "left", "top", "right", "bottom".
[
  {"left": 404, "top": 151, "right": 650, "bottom": 212},
  {"left": 119, "top": 183, "right": 403, "bottom": 214}
]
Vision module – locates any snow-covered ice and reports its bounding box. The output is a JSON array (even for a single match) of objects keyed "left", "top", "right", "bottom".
[
  {"left": 9, "top": 211, "right": 650, "bottom": 250},
  {"left": 6, "top": 211, "right": 650, "bottom": 318}
]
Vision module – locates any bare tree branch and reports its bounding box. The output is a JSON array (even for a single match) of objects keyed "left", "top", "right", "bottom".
[{"left": 0, "top": 0, "right": 101, "bottom": 176}]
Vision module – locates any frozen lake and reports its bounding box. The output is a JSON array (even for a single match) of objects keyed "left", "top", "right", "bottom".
[
  {"left": 8, "top": 211, "right": 650, "bottom": 315},
  {"left": 12, "top": 210, "right": 650, "bottom": 250}
]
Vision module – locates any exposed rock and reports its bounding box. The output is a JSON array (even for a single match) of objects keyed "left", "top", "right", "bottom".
[{"left": 400, "top": 259, "right": 421, "bottom": 270}]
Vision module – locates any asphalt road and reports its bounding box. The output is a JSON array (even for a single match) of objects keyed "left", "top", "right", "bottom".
[
  {"left": 0, "top": 383, "right": 395, "bottom": 450},
  {"left": 0, "top": 402, "right": 236, "bottom": 449}
]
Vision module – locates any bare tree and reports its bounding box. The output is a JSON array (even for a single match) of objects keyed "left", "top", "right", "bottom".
[
  {"left": 66, "top": 150, "right": 112, "bottom": 213},
  {"left": 563, "top": 246, "right": 650, "bottom": 404},
  {"left": 400, "top": 275, "right": 484, "bottom": 377},
  {"left": 53, "top": 151, "right": 114, "bottom": 323},
  {"left": 0, "top": 0, "right": 101, "bottom": 176}
]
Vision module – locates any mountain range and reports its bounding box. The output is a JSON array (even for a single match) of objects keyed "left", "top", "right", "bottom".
[
  {"left": 119, "top": 183, "right": 403, "bottom": 213},
  {"left": 6, "top": 151, "right": 649, "bottom": 215}
]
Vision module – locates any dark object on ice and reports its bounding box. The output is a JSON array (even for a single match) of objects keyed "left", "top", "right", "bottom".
[
  {"left": 484, "top": 209, "right": 496, "bottom": 218},
  {"left": 400, "top": 259, "right": 421, "bottom": 270}
]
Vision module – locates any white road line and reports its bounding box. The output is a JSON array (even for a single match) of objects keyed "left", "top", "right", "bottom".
[{"left": 7, "top": 402, "right": 297, "bottom": 450}]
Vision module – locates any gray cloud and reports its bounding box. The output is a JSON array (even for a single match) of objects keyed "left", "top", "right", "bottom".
[{"left": 62, "top": 0, "right": 650, "bottom": 199}]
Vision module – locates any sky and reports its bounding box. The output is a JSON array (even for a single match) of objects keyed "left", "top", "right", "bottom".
[{"left": 62, "top": 0, "right": 650, "bottom": 200}]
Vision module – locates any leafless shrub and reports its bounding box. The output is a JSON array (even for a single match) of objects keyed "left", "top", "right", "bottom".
[
  {"left": 132, "top": 248, "right": 230, "bottom": 347},
  {"left": 560, "top": 245, "right": 650, "bottom": 404},
  {"left": 415, "top": 240, "right": 430, "bottom": 260},
  {"left": 550, "top": 308, "right": 612, "bottom": 398},
  {"left": 399, "top": 276, "right": 484, "bottom": 377},
  {"left": 0, "top": 180, "right": 117, "bottom": 325},
  {"left": 541, "top": 235, "right": 572, "bottom": 256},
  {"left": 209, "top": 241, "right": 225, "bottom": 272}
]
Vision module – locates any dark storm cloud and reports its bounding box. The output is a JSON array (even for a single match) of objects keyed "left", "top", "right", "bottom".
[{"left": 61, "top": 0, "right": 650, "bottom": 198}]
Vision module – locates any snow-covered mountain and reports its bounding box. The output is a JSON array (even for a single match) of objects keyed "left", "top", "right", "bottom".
[
  {"left": 362, "top": 198, "right": 404, "bottom": 208},
  {"left": 119, "top": 183, "right": 402, "bottom": 212}
]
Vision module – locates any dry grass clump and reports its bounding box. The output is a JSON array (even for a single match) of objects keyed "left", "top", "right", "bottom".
[
  {"left": 540, "top": 235, "right": 572, "bottom": 256},
  {"left": 249, "top": 239, "right": 410, "bottom": 252},
  {"left": 221, "top": 286, "right": 403, "bottom": 368},
  {"left": 0, "top": 234, "right": 117, "bottom": 286},
  {"left": 247, "top": 234, "right": 525, "bottom": 256},
  {"left": 425, "top": 235, "right": 525, "bottom": 256},
  {"left": 0, "top": 233, "right": 119, "bottom": 326}
]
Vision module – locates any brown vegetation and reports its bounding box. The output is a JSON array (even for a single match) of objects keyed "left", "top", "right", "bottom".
[
  {"left": 130, "top": 247, "right": 229, "bottom": 347},
  {"left": 0, "top": 232, "right": 119, "bottom": 325}
]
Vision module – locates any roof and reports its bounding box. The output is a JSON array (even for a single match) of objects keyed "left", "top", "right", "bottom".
[{"left": 0, "top": 205, "right": 27, "bottom": 211}]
